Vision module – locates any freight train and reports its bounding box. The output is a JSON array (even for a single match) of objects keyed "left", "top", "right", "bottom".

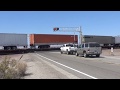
[
  {"left": 30, "top": 34, "right": 78, "bottom": 50},
  {"left": 0, "top": 33, "right": 78, "bottom": 51},
  {"left": 0, "top": 33, "right": 120, "bottom": 53},
  {"left": 82, "top": 35, "right": 120, "bottom": 48},
  {"left": 0, "top": 33, "right": 28, "bottom": 50}
]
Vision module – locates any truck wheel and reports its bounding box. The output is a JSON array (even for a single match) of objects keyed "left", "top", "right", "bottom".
[
  {"left": 75, "top": 52, "right": 79, "bottom": 56},
  {"left": 71, "top": 52, "right": 73, "bottom": 55},
  {"left": 83, "top": 52, "right": 87, "bottom": 58},
  {"left": 61, "top": 51, "right": 63, "bottom": 54},
  {"left": 7, "top": 47, "right": 11, "bottom": 50},
  {"left": 67, "top": 51, "right": 69, "bottom": 55},
  {"left": 96, "top": 54, "right": 100, "bottom": 57},
  {"left": 12, "top": 46, "right": 17, "bottom": 50}
]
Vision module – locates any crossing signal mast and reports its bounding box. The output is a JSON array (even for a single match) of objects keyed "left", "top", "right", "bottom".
[{"left": 53, "top": 26, "right": 83, "bottom": 45}]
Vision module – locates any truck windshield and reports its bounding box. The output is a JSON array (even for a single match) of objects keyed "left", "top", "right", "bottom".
[{"left": 89, "top": 43, "right": 100, "bottom": 47}]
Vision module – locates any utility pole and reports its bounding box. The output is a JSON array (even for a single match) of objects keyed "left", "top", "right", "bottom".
[{"left": 53, "top": 26, "right": 82, "bottom": 45}]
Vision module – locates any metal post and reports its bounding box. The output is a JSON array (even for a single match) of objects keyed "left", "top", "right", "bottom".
[
  {"left": 79, "top": 26, "right": 80, "bottom": 45},
  {"left": 79, "top": 26, "right": 82, "bottom": 45},
  {"left": 80, "top": 26, "right": 82, "bottom": 45},
  {"left": 110, "top": 47, "right": 114, "bottom": 56},
  {"left": 74, "top": 32, "right": 75, "bottom": 44}
]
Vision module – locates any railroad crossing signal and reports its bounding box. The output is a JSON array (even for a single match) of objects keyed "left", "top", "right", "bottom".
[
  {"left": 53, "top": 27, "right": 59, "bottom": 31},
  {"left": 53, "top": 26, "right": 83, "bottom": 45}
]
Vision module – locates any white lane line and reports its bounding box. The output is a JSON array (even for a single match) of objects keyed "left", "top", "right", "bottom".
[{"left": 36, "top": 53, "right": 98, "bottom": 79}]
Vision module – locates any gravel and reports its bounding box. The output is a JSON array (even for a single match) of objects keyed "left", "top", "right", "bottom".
[{"left": 0, "top": 53, "right": 80, "bottom": 79}]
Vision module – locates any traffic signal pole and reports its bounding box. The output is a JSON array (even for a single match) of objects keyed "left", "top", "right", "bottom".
[
  {"left": 79, "top": 26, "right": 82, "bottom": 45},
  {"left": 53, "top": 26, "right": 82, "bottom": 45}
]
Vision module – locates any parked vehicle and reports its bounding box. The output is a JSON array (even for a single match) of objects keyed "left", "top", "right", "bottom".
[
  {"left": 60, "top": 43, "right": 78, "bottom": 55},
  {"left": 75, "top": 42, "right": 102, "bottom": 57}
]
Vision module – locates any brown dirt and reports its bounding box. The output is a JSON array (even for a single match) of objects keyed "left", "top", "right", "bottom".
[{"left": 102, "top": 49, "right": 120, "bottom": 56}]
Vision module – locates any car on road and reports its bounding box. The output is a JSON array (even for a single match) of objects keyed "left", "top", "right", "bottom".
[
  {"left": 60, "top": 43, "right": 77, "bottom": 55},
  {"left": 75, "top": 42, "right": 102, "bottom": 57}
]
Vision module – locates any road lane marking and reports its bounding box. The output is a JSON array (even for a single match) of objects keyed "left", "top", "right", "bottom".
[
  {"left": 36, "top": 53, "right": 98, "bottom": 79},
  {"left": 34, "top": 54, "right": 80, "bottom": 79}
]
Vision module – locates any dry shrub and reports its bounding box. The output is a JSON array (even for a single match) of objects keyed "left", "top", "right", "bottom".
[
  {"left": 17, "top": 61, "right": 27, "bottom": 77},
  {"left": 0, "top": 55, "right": 27, "bottom": 79}
]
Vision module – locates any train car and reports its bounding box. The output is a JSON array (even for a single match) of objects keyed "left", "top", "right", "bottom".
[
  {"left": 30, "top": 34, "right": 78, "bottom": 50},
  {"left": 114, "top": 36, "right": 120, "bottom": 48},
  {"left": 0, "top": 33, "right": 28, "bottom": 50},
  {"left": 82, "top": 35, "right": 115, "bottom": 48}
]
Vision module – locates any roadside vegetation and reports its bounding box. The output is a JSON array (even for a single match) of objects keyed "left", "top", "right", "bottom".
[{"left": 0, "top": 55, "right": 27, "bottom": 79}]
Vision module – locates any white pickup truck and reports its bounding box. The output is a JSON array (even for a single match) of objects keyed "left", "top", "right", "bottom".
[{"left": 60, "top": 43, "right": 77, "bottom": 55}]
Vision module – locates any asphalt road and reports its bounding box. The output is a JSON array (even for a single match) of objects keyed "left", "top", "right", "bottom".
[{"left": 35, "top": 50, "right": 120, "bottom": 79}]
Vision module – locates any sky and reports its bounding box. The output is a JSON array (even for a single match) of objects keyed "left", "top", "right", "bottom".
[{"left": 0, "top": 11, "right": 120, "bottom": 37}]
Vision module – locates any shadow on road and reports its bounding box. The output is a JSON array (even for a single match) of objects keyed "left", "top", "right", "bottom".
[{"left": 85, "top": 56, "right": 105, "bottom": 58}]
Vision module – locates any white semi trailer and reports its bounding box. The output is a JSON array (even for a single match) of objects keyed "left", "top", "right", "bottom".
[{"left": 0, "top": 33, "right": 28, "bottom": 50}]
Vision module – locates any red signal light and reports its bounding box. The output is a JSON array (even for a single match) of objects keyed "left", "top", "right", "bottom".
[{"left": 53, "top": 27, "right": 59, "bottom": 31}]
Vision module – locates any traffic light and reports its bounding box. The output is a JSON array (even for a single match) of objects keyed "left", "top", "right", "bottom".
[{"left": 53, "top": 27, "right": 59, "bottom": 31}]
